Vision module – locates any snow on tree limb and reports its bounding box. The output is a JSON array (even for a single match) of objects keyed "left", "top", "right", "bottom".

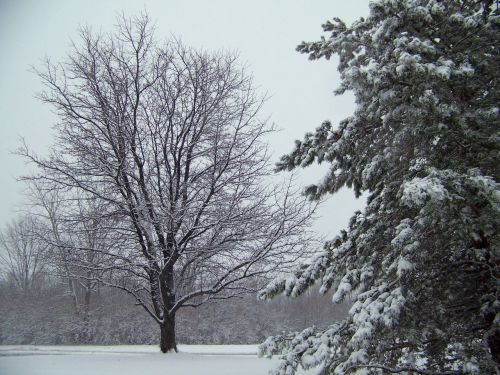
[{"left": 19, "top": 14, "right": 317, "bottom": 353}]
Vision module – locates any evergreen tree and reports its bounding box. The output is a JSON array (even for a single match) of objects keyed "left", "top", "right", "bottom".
[{"left": 259, "top": 1, "right": 499, "bottom": 374}]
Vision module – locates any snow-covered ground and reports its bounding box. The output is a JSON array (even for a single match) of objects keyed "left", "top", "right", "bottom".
[{"left": 0, "top": 345, "right": 313, "bottom": 375}]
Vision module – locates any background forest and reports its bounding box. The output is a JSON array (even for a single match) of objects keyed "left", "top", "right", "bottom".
[{"left": 0, "top": 273, "right": 348, "bottom": 345}]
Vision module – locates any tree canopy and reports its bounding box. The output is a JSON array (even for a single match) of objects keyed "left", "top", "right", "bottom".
[
  {"left": 21, "top": 15, "right": 314, "bottom": 353},
  {"left": 260, "top": 0, "right": 500, "bottom": 374}
]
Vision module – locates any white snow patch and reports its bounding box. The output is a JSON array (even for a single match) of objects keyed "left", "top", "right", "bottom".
[
  {"left": 397, "top": 256, "right": 414, "bottom": 277},
  {"left": 401, "top": 176, "right": 448, "bottom": 206}
]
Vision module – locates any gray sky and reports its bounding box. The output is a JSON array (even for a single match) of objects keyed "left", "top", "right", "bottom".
[{"left": 0, "top": 0, "right": 369, "bottom": 237}]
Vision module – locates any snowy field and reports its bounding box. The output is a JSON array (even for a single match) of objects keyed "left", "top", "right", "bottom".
[{"left": 0, "top": 345, "right": 313, "bottom": 375}]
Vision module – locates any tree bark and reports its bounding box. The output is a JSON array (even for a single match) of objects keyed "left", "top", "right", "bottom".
[
  {"left": 160, "top": 314, "right": 177, "bottom": 353},
  {"left": 158, "top": 263, "right": 177, "bottom": 353}
]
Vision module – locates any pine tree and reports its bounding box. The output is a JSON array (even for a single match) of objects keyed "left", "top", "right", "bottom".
[{"left": 259, "top": 1, "right": 500, "bottom": 374}]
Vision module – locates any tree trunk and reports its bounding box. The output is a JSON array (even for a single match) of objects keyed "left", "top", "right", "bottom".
[{"left": 160, "top": 313, "right": 177, "bottom": 353}]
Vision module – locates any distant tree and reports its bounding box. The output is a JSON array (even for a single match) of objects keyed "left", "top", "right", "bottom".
[
  {"left": 0, "top": 216, "right": 47, "bottom": 294},
  {"left": 26, "top": 183, "right": 121, "bottom": 342},
  {"left": 21, "top": 14, "right": 314, "bottom": 352},
  {"left": 260, "top": 1, "right": 499, "bottom": 374}
]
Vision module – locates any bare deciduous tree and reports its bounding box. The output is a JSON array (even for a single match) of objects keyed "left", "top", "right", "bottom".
[
  {"left": 27, "top": 184, "right": 121, "bottom": 342},
  {"left": 20, "top": 14, "right": 315, "bottom": 352},
  {"left": 0, "top": 216, "right": 47, "bottom": 294}
]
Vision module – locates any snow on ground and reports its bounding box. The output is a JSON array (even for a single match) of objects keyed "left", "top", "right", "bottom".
[
  {"left": 0, "top": 344, "right": 259, "bottom": 356},
  {"left": 0, "top": 345, "right": 314, "bottom": 375}
]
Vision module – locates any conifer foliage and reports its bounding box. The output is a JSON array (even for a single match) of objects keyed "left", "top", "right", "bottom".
[{"left": 259, "top": 1, "right": 499, "bottom": 373}]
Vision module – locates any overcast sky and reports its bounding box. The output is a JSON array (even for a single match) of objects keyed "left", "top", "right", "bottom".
[{"left": 0, "top": 0, "right": 370, "bottom": 237}]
